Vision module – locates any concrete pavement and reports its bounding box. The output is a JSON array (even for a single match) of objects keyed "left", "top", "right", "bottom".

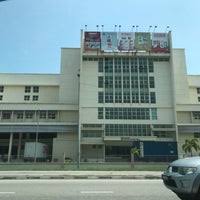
[
  {"left": 0, "top": 179, "right": 178, "bottom": 200},
  {"left": 0, "top": 170, "right": 162, "bottom": 179}
]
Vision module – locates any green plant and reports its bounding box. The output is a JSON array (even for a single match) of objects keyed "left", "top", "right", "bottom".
[
  {"left": 182, "top": 138, "right": 200, "bottom": 157},
  {"left": 130, "top": 147, "right": 140, "bottom": 168}
]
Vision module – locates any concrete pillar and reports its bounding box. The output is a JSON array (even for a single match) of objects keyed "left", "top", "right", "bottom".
[
  {"left": 17, "top": 133, "right": 22, "bottom": 159},
  {"left": 7, "top": 132, "right": 13, "bottom": 162}
]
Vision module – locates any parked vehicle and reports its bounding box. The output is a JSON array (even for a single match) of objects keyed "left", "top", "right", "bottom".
[
  {"left": 24, "top": 142, "right": 48, "bottom": 162},
  {"left": 162, "top": 156, "right": 200, "bottom": 200}
]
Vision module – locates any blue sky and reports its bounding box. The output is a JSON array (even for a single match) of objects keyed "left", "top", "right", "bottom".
[{"left": 0, "top": 0, "right": 199, "bottom": 74}]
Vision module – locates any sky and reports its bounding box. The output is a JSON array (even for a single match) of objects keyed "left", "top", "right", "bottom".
[{"left": 0, "top": 0, "right": 199, "bottom": 74}]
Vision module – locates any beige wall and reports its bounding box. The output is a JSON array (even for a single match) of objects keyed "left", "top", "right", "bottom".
[
  {"left": 81, "top": 145, "right": 104, "bottom": 162},
  {"left": 59, "top": 48, "right": 80, "bottom": 104},
  {"left": 1, "top": 85, "right": 59, "bottom": 103},
  {"left": 52, "top": 132, "right": 78, "bottom": 162},
  {"left": 172, "top": 49, "right": 190, "bottom": 104},
  {"left": 177, "top": 112, "right": 191, "bottom": 124},
  {"left": 59, "top": 111, "right": 78, "bottom": 123}
]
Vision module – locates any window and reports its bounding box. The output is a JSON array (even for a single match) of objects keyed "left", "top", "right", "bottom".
[
  {"left": 98, "top": 107, "right": 104, "bottom": 119},
  {"left": 150, "top": 92, "right": 156, "bottom": 103},
  {"left": 0, "top": 95, "right": 3, "bottom": 101},
  {"left": 193, "top": 112, "right": 200, "bottom": 119},
  {"left": 194, "top": 133, "right": 200, "bottom": 138},
  {"left": 33, "top": 86, "right": 39, "bottom": 93},
  {"left": 98, "top": 92, "right": 104, "bottom": 103},
  {"left": 198, "top": 97, "right": 200, "bottom": 102},
  {"left": 2, "top": 111, "right": 11, "bottom": 119},
  {"left": 25, "top": 111, "right": 34, "bottom": 119},
  {"left": 25, "top": 86, "right": 31, "bottom": 93},
  {"left": 32, "top": 95, "right": 39, "bottom": 101},
  {"left": 0, "top": 86, "right": 4, "bottom": 93},
  {"left": 149, "top": 77, "right": 155, "bottom": 88},
  {"left": 149, "top": 59, "right": 154, "bottom": 73},
  {"left": 48, "top": 111, "right": 56, "bottom": 119},
  {"left": 24, "top": 95, "right": 30, "bottom": 101},
  {"left": 16, "top": 111, "right": 23, "bottom": 119},
  {"left": 151, "top": 108, "right": 157, "bottom": 120},
  {"left": 140, "top": 91, "right": 149, "bottom": 103},
  {"left": 39, "top": 111, "right": 46, "bottom": 119},
  {"left": 82, "top": 130, "right": 102, "bottom": 138},
  {"left": 105, "top": 92, "right": 113, "bottom": 103},
  {"left": 98, "top": 77, "right": 104, "bottom": 88},
  {"left": 197, "top": 88, "right": 200, "bottom": 94},
  {"left": 98, "top": 58, "right": 103, "bottom": 73}
]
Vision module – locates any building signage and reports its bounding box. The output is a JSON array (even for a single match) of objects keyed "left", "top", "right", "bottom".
[
  {"left": 84, "top": 31, "right": 170, "bottom": 53},
  {"left": 84, "top": 32, "right": 101, "bottom": 50},
  {"left": 152, "top": 32, "right": 169, "bottom": 53},
  {"left": 135, "top": 32, "right": 151, "bottom": 51},
  {"left": 101, "top": 32, "right": 118, "bottom": 51},
  {"left": 117, "top": 32, "right": 135, "bottom": 51},
  {"left": 121, "top": 137, "right": 140, "bottom": 142}
]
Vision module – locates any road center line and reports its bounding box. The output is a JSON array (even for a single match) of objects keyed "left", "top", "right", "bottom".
[
  {"left": 81, "top": 191, "right": 114, "bottom": 194},
  {"left": 0, "top": 192, "right": 15, "bottom": 195}
]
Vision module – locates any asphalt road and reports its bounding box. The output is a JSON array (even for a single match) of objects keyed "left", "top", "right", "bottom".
[{"left": 0, "top": 179, "right": 179, "bottom": 200}]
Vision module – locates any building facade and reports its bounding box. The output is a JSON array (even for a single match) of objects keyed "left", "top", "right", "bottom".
[{"left": 0, "top": 30, "right": 200, "bottom": 162}]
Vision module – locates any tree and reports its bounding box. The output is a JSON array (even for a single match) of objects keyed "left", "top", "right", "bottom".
[
  {"left": 130, "top": 147, "right": 140, "bottom": 168},
  {"left": 182, "top": 138, "right": 200, "bottom": 157}
]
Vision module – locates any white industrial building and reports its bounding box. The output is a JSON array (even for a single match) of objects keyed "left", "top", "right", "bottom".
[{"left": 0, "top": 30, "right": 200, "bottom": 163}]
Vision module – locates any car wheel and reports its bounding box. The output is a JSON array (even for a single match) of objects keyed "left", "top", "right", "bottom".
[{"left": 177, "top": 194, "right": 194, "bottom": 200}]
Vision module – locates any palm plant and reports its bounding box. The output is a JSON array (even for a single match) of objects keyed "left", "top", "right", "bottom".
[
  {"left": 182, "top": 138, "right": 200, "bottom": 157},
  {"left": 130, "top": 147, "right": 140, "bottom": 168}
]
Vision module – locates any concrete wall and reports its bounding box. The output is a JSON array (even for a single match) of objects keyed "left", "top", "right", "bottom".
[
  {"left": 177, "top": 112, "right": 191, "bottom": 124},
  {"left": 59, "top": 111, "right": 78, "bottom": 123},
  {"left": 172, "top": 49, "right": 190, "bottom": 104},
  {"left": 59, "top": 48, "right": 80, "bottom": 104},
  {"left": 81, "top": 145, "right": 104, "bottom": 162},
  {"left": 52, "top": 132, "right": 78, "bottom": 162}
]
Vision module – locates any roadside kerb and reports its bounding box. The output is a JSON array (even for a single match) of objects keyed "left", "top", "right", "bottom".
[{"left": 0, "top": 171, "right": 162, "bottom": 180}]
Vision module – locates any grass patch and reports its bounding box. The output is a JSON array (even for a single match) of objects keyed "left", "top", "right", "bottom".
[{"left": 0, "top": 162, "right": 168, "bottom": 171}]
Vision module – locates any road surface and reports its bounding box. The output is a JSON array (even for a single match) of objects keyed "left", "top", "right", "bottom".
[{"left": 0, "top": 179, "right": 179, "bottom": 200}]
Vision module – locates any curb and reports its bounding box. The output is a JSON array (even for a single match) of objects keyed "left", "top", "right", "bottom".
[{"left": 0, "top": 175, "right": 161, "bottom": 180}]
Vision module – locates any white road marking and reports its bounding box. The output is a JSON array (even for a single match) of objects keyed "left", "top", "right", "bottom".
[
  {"left": 81, "top": 191, "right": 114, "bottom": 194},
  {"left": 0, "top": 192, "right": 15, "bottom": 194}
]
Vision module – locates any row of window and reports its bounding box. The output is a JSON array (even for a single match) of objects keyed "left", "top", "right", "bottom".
[
  {"left": 105, "top": 124, "right": 151, "bottom": 137},
  {"left": 98, "top": 76, "right": 155, "bottom": 89},
  {"left": 25, "top": 86, "right": 39, "bottom": 93},
  {"left": 0, "top": 111, "right": 57, "bottom": 120},
  {"left": 98, "top": 91, "right": 156, "bottom": 103},
  {"left": 0, "top": 95, "right": 39, "bottom": 101},
  {"left": 98, "top": 107, "right": 157, "bottom": 120},
  {"left": 82, "top": 130, "right": 103, "bottom": 138},
  {"left": 24, "top": 95, "right": 39, "bottom": 101},
  {"left": 83, "top": 56, "right": 169, "bottom": 62},
  {"left": 100, "top": 58, "right": 154, "bottom": 74}
]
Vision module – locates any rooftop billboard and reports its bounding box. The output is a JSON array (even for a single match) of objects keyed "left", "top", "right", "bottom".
[{"left": 83, "top": 31, "right": 170, "bottom": 53}]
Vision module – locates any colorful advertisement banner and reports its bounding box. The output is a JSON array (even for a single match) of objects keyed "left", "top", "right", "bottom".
[
  {"left": 101, "top": 32, "right": 118, "bottom": 51},
  {"left": 152, "top": 33, "right": 169, "bottom": 53},
  {"left": 84, "top": 32, "right": 101, "bottom": 50},
  {"left": 117, "top": 32, "right": 135, "bottom": 51},
  {"left": 135, "top": 32, "right": 151, "bottom": 51}
]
